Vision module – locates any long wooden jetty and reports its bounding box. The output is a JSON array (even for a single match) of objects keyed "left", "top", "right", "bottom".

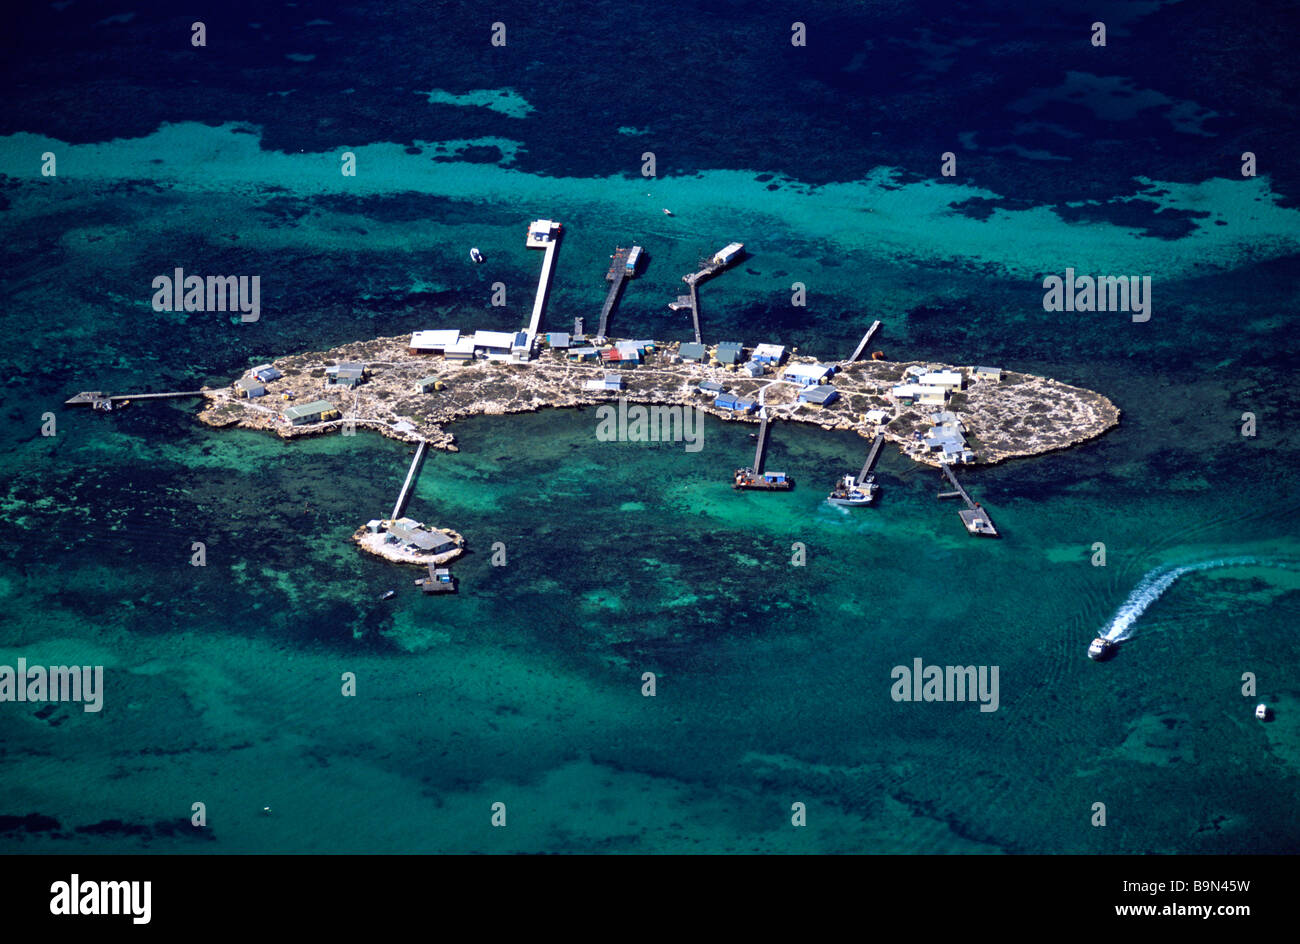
[
  {"left": 391, "top": 440, "right": 429, "bottom": 521},
  {"left": 848, "top": 320, "right": 882, "bottom": 362},
  {"left": 858, "top": 432, "right": 886, "bottom": 483},
  {"left": 596, "top": 246, "right": 632, "bottom": 341},
  {"left": 939, "top": 462, "right": 999, "bottom": 537},
  {"left": 524, "top": 220, "right": 562, "bottom": 348},
  {"left": 687, "top": 280, "right": 701, "bottom": 343},
  {"left": 65, "top": 390, "right": 207, "bottom": 411},
  {"left": 753, "top": 409, "right": 771, "bottom": 473},
  {"left": 678, "top": 245, "right": 741, "bottom": 344}
]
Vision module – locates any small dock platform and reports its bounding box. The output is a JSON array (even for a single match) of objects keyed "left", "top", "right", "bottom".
[
  {"left": 733, "top": 409, "right": 793, "bottom": 490},
  {"left": 848, "top": 320, "right": 882, "bottom": 362},
  {"left": 939, "top": 462, "right": 998, "bottom": 537},
  {"left": 418, "top": 564, "right": 457, "bottom": 594}
]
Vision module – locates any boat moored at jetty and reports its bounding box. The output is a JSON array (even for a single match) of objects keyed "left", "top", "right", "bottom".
[{"left": 827, "top": 472, "right": 878, "bottom": 506}]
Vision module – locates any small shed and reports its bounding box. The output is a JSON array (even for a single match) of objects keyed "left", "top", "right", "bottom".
[
  {"left": 546, "top": 332, "right": 571, "bottom": 349},
  {"left": 416, "top": 376, "right": 441, "bottom": 394},
  {"left": 975, "top": 366, "right": 1003, "bottom": 382},
  {"left": 326, "top": 362, "right": 366, "bottom": 387},
  {"left": 250, "top": 364, "right": 282, "bottom": 383},
  {"left": 715, "top": 341, "right": 744, "bottom": 366},
  {"left": 679, "top": 342, "right": 708, "bottom": 362},
  {"left": 283, "top": 400, "right": 339, "bottom": 425},
  {"left": 799, "top": 386, "right": 841, "bottom": 407},
  {"left": 235, "top": 377, "right": 266, "bottom": 398}
]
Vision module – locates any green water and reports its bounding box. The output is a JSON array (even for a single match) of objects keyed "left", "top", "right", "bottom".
[{"left": 2, "top": 118, "right": 1298, "bottom": 853}]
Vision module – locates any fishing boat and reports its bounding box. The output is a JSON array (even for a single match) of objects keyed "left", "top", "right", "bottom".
[
  {"left": 378, "top": 589, "right": 396, "bottom": 601},
  {"left": 734, "top": 467, "right": 793, "bottom": 491},
  {"left": 1087, "top": 637, "right": 1116, "bottom": 661},
  {"left": 662, "top": 208, "right": 674, "bottom": 216},
  {"left": 469, "top": 247, "right": 484, "bottom": 263},
  {"left": 827, "top": 473, "right": 878, "bottom": 507}
]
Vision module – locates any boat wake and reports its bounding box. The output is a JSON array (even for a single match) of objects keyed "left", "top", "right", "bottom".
[{"left": 1101, "top": 556, "right": 1298, "bottom": 643}]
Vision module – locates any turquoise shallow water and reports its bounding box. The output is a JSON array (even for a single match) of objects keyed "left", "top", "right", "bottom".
[{"left": 2, "top": 3, "right": 1299, "bottom": 853}]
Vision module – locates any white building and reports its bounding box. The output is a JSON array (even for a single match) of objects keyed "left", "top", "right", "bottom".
[
  {"left": 782, "top": 362, "right": 833, "bottom": 386},
  {"left": 713, "top": 242, "right": 744, "bottom": 266},
  {"left": 410, "top": 330, "right": 461, "bottom": 353},
  {"left": 444, "top": 338, "right": 476, "bottom": 361},
  {"left": 527, "top": 219, "right": 562, "bottom": 246},
  {"left": 473, "top": 330, "right": 518, "bottom": 356},
  {"left": 919, "top": 370, "right": 964, "bottom": 391}
]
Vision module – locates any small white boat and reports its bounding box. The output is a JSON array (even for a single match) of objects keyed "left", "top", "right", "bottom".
[
  {"left": 662, "top": 208, "right": 673, "bottom": 216},
  {"left": 469, "top": 247, "right": 484, "bottom": 263},
  {"left": 378, "top": 589, "right": 396, "bottom": 601},
  {"left": 1255, "top": 703, "right": 1270, "bottom": 721},
  {"left": 1087, "top": 637, "right": 1116, "bottom": 661}
]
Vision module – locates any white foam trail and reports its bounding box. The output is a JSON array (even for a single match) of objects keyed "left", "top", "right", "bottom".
[{"left": 1102, "top": 556, "right": 1297, "bottom": 642}]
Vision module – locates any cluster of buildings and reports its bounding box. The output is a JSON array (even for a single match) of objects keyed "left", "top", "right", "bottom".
[
  {"left": 233, "top": 363, "right": 281, "bottom": 399},
  {"left": 891, "top": 365, "right": 1002, "bottom": 408},
  {"left": 231, "top": 361, "right": 348, "bottom": 427},
  {"left": 365, "top": 516, "right": 461, "bottom": 557},
  {"left": 891, "top": 366, "right": 1004, "bottom": 463},
  {"left": 410, "top": 329, "right": 532, "bottom": 363},
  {"left": 685, "top": 342, "right": 846, "bottom": 413},
  {"left": 919, "top": 411, "right": 976, "bottom": 464}
]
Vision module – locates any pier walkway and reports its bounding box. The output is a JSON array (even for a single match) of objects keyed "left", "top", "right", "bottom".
[
  {"left": 525, "top": 221, "right": 562, "bottom": 349},
  {"left": 66, "top": 390, "right": 208, "bottom": 411},
  {"left": 848, "top": 320, "right": 882, "bottom": 362},
  {"left": 391, "top": 440, "right": 429, "bottom": 521},
  {"left": 939, "top": 462, "right": 999, "bottom": 536},
  {"left": 596, "top": 247, "right": 631, "bottom": 341},
  {"left": 677, "top": 251, "right": 739, "bottom": 344},
  {"left": 858, "top": 432, "right": 886, "bottom": 483},
  {"left": 753, "top": 409, "right": 771, "bottom": 473}
]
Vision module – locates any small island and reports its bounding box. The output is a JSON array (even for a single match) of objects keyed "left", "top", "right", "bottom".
[
  {"left": 191, "top": 222, "right": 1119, "bottom": 558},
  {"left": 197, "top": 334, "right": 1120, "bottom": 468}
]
